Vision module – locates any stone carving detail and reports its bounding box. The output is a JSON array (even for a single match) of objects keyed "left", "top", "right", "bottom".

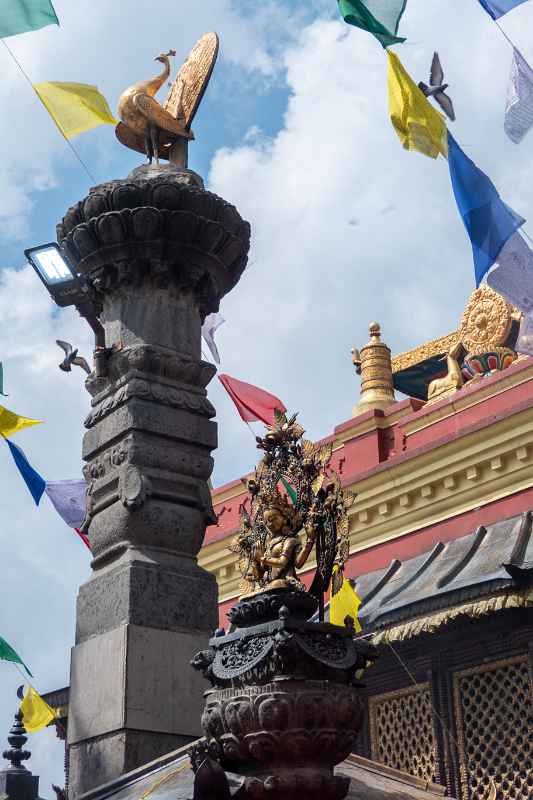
[
  {"left": 61, "top": 170, "right": 249, "bottom": 567},
  {"left": 119, "top": 465, "right": 152, "bottom": 510},
  {"left": 57, "top": 176, "right": 250, "bottom": 318},
  {"left": 85, "top": 376, "right": 215, "bottom": 427}
]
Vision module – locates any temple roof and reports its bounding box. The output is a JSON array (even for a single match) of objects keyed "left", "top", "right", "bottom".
[
  {"left": 78, "top": 746, "right": 452, "bottom": 800},
  {"left": 353, "top": 510, "right": 533, "bottom": 640},
  {"left": 312, "top": 510, "right": 533, "bottom": 640}
]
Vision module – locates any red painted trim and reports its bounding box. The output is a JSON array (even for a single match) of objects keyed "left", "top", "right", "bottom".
[{"left": 335, "top": 486, "right": 533, "bottom": 579}]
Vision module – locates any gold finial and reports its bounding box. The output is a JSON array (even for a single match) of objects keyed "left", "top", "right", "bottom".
[{"left": 352, "top": 322, "right": 396, "bottom": 417}]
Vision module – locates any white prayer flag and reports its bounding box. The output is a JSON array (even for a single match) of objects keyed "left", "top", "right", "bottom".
[
  {"left": 487, "top": 233, "right": 533, "bottom": 313},
  {"left": 505, "top": 49, "right": 533, "bottom": 144},
  {"left": 516, "top": 311, "right": 533, "bottom": 355},
  {"left": 201, "top": 313, "right": 225, "bottom": 364}
]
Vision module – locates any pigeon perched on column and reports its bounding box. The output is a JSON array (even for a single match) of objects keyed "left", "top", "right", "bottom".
[{"left": 418, "top": 52, "right": 456, "bottom": 121}]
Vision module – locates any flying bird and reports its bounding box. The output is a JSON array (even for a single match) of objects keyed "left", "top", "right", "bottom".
[
  {"left": 418, "top": 52, "right": 455, "bottom": 122},
  {"left": 56, "top": 340, "right": 91, "bottom": 375}
]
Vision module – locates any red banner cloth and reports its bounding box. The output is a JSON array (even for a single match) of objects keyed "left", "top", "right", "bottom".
[
  {"left": 218, "top": 374, "right": 286, "bottom": 426},
  {"left": 74, "top": 528, "right": 91, "bottom": 551}
]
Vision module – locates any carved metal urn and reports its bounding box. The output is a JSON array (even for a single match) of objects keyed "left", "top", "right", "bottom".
[{"left": 192, "top": 591, "right": 376, "bottom": 800}]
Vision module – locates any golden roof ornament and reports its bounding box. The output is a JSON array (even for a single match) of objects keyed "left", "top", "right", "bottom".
[
  {"left": 116, "top": 32, "right": 219, "bottom": 167},
  {"left": 459, "top": 284, "right": 513, "bottom": 354},
  {"left": 351, "top": 322, "right": 396, "bottom": 417},
  {"left": 427, "top": 285, "right": 518, "bottom": 404}
]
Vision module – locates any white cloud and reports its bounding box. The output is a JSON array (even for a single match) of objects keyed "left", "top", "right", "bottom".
[{"left": 208, "top": 4, "right": 533, "bottom": 481}]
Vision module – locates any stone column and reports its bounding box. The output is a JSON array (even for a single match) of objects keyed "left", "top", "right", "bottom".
[{"left": 57, "top": 165, "right": 250, "bottom": 797}]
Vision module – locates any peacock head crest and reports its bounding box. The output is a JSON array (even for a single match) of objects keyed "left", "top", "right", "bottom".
[{"left": 154, "top": 49, "right": 176, "bottom": 63}]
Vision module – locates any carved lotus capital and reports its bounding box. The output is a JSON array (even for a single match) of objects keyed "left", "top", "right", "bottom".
[{"left": 57, "top": 174, "right": 250, "bottom": 316}]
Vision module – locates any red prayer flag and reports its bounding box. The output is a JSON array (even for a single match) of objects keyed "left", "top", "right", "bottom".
[
  {"left": 75, "top": 528, "right": 91, "bottom": 551},
  {"left": 218, "top": 374, "right": 286, "bottom": 426}
]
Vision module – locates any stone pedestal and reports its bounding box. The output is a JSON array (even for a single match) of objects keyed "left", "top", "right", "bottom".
[{"left": 58, "top": 167, "right": 250, "bottom": 797}]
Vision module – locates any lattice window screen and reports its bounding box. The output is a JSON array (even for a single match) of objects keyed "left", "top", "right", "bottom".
[
  {"left": 453, "top": 655, "right": 533, "bottom": 800},
  {"left": 368, "top": 683, "right": 437, "bottom": 783}
]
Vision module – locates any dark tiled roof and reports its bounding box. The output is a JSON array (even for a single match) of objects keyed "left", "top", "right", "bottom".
[
  {"left": 78, "top": 745, "right": 452, "bottom": 800},
  {"left": 356, "top": 511, "right": 533, "bottom": 631}
]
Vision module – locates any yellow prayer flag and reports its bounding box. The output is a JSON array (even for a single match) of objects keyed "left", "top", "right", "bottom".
[
  {"left": 33, "top": 82, "right": 117, "bottom": 140},
  {"left": 0, "top": 405, "right": 41, "bottom": 438},
  {"left": 387, "top": 51, "right": 448, "bottom": 160},
  {"left": 330, "top": 571, "right": 362, "bottom": 632},
  {"left": 20, "top": 686, "right": 55, "bottom": 734}
]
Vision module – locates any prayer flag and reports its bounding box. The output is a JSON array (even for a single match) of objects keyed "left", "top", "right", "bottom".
[
  {"left": 33, "top": 82, "right": 116, "bottom": 140},
  {"left": 447, "top": 133, "right": 525, "bottom": 286},
  {"left": 45, "top": 480, "right": 86, "bottom": 528},
  {"left": 330, "top": 572, "right": 362, "bottom": 631},
  {"left": 338, "top": 0, "right": 406, "bottom": 48},
  {"left": 20, "top": 686, "right": 55, "bottom": 733},
  {"left": 3, "top": 438, "right": 46, "bottom": 505},
  {"left": 75, "top": 528, "right": 91, "bottom": 551},
  {"left": 218, "top": 374, "right": 286, "bottom": 426},
  {"left": 0, "top": 363, "right": 7, "bottom": 396},
  {"left": 0, "top": 0, "right": 58, "bottom": 39},
  {"left": 516, "top": 310, "right": 533, "bottom": 355},
  {"left": 477, "top": 0, "right": 529, "bottom": 20},
  {"left": 487, "top": 233, "right": 533, "bottom": 312},
  {"left": 0, "top": 405, "right": 41, "bottom": 438},
  {"left": 505, "top": 49, "right": 533, "bottom": 144},
  {"left": 0, "top": 636, "right": 32, "bottom": 677},
  {"left": 387, "top": 51, "right": 448, "bottom": 159},
  {"left": 201, "top": 313, "right": 225, "bottom": 364},
  {"left": 280, "top": 476, "right": 298, "bottom": 505}
]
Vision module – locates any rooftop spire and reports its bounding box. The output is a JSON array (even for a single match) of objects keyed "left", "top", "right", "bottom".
[
  {"left": 2, "top": 710, "right": 30, "bottom": 772},
  {"left": 0, "top": 695, "right": 40, "bottom": 800},
  {"left": 351, "top": 322, "right": 396, "bottom": 417}
]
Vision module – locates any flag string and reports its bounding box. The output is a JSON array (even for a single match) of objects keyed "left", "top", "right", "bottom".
[
  {"left": 1, "top": 39, "right": 96, "bottom": 183},
  {"left": 494, "top": 19, "right": 522, "bottom": 54}
]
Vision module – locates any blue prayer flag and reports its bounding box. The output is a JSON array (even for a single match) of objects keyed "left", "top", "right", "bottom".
[
  {"left": 447, "top": 133, "right": 525, "bottom": 286},
  {"left": 3, "top": 437, "right": 46, "bottom": 505},
  {"left": 477, "top": 0, "right": 529, "bottom": 20}
]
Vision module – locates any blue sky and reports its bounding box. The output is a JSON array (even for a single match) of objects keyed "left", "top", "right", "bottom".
[{"left": 2, "top": 0, "right": 533, "bottom": 794}]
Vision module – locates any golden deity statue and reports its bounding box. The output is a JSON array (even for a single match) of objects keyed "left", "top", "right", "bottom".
[
  {"left": 248, "top": 492, "right": 316, "bottom": 592},
  {"left": 229, "top": 411, "right": 354, "bottom": 613}
]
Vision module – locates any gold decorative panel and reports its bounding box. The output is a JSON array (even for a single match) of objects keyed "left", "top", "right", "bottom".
[
  {"left": 453, "top": 655, "right": 533, "bottom": 800},
  {"left": 369, "top": 684, "right": 437, "bottom": 783}
]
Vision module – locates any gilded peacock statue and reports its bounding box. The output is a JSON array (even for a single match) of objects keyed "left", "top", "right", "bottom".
[{"left": 116, "top": 33, "right": 219, "bottom": 165}]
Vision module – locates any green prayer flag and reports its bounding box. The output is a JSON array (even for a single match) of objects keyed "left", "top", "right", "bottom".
[
  {"left": 280, "top": 477, "right": 298, "bottom": 505},
  {"left": 0, "top": 636, "right": 33, "bottom": 677},
  {"left": 338, "top": 0, "right": 407, "bottom": 48},
  {"left": 0, "top": 0, "right": 59, "bottom": 40}
]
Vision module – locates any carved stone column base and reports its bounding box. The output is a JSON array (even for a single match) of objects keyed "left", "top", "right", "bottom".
[
  {"left": 69, "top": 730, "right": 191, "bottom": 798},
  {"left": 75, "top": 549, "right": 218, "bottom": 642},
  {"left": 68, "top": 623, "right": 210, "bottom": 795}
]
